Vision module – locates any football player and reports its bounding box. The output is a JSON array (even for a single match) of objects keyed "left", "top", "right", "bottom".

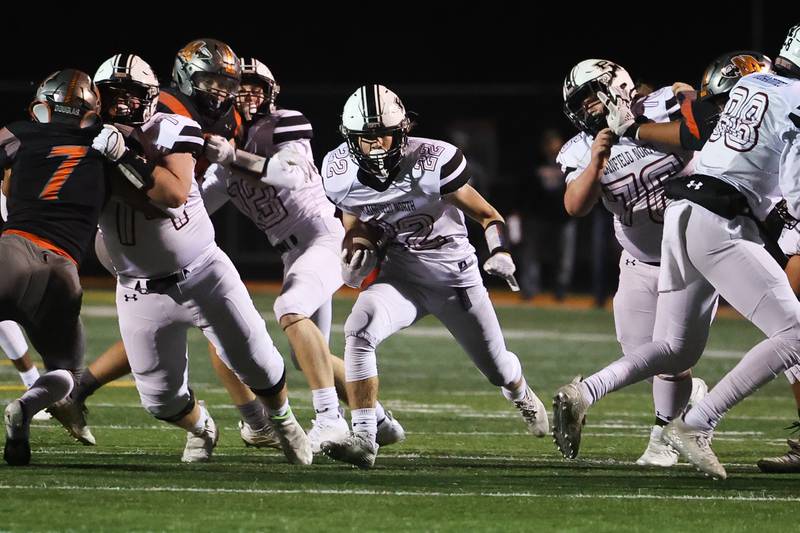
[
  {"left": 90, "top": 53, "right": 310, "bottom": 464},
  {"left": 605, "top": 51, "right": 800, "bottom": 472},
  {"left": 201, "top": 58, "right": 405, "bottom": 452},
  {"left": 555, "top": 24, "right": 800, "bottom": 479},
  {"left": 553, "top": 59, "right": 711, "bottom": 466},
  {"left": 319, "top": 85, "right": 549, "bottom": 469},
  {"left": 1, "top": 70, "right": 109, "bottom": 465},
  {"left": 70, "top": 40, "right": 293, "bottom": 451}
]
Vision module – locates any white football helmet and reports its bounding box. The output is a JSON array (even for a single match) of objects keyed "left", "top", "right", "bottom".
[
  {"left": 237, "top": 58, "right": 280, "bottom": 122},
  {"left": 776, "top": 23, "right": 800, "bottom": 76},
  {"left": 340, "top": 84, "right": 411, "bottom": 179},
  {"left": 563, "top": 59, "right": 636, "bottom": 135},
  {"left": 94, "top": 54, "right": 159, "bottom": 125}
]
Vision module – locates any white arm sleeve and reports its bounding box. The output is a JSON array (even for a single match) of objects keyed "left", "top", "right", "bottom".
[
  {"left": 262, "top": 139, "right": 315, "bottom": 190},
  {"left": 779, "top": 124, "right": 800, "bottom": 220},
  {"left": 200, "top": 163, "right": 232, "bottom": 216}
]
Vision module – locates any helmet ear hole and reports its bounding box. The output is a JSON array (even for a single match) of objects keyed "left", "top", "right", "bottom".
[
  {"left": 79, "top": 110, "right": 100, "bottom": 129},
  {"left": 29, "top": 102, "right": 52, "bottom": 123}
]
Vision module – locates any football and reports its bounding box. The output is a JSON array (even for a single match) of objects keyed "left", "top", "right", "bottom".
[{"left": 342, "top": 219, "right": 386, "bottom": 263}]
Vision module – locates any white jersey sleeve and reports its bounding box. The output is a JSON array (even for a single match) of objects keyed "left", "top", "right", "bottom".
[
  {"left": 133, "top": 112, "right": 204, "bottom": 160},
  {"left": 199, "top": 163, "right": 231, "bottom": 216}
]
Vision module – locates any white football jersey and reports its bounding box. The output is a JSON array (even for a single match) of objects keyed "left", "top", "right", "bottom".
[
  {"left": 558, "top": 87, "right": 694, "bottom": 262},
  {"left": 200, "top": 108, "right": 334, "bottom": 245},
  {"left": 694, "top": 72, "right": 800, "bottom": 221},
  {"left": 99, "top": 112, "right": 215, "bottom": 278},
  {"left": 322, "top": 136, "right": 482, "bottom": 287}
]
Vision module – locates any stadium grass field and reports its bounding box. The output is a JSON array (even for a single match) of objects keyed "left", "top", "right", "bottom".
[{"left": 1, "top": 287, "right": 799, "bottom": 531}]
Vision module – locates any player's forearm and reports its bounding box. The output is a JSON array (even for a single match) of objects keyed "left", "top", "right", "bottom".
[
  {"left": 635, "top": 121, "right": 682, "bottom": 150},
  {"left": 564, "top": 167, "right": 602, "bottom": 217}
]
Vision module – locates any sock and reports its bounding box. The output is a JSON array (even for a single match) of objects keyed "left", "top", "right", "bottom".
[
  {"left": 237, "top": 399, "right": 269, "bottom": 429},
  {"left": 267, "top": 399, "right": 290, "bottom": 419},
  {"left": 188, "top": 403, "right": 210, "bottom": 436},
  {"left": 351, "top": 408, "right": 377, "bottom": 440},
  {"left": 374, "top": 401, "right": 387, "bottom": 425},
  {"left": 581, "top": 341, "right": 673, "bottom": 405},
  {"left": 312, "top": 387, "right": 340, "bottom": 420},
  {"left": 502, "top": 377, "right": 529, "bottom": 402},
  {"left": 19, "top": 369, "right": 73, "bottom": 420},
  {"left": 18, "top": 367, "right": 40, "bottom": 389},
  {"left": 652, "top": 375, "right": 693, "bottom": 425},
  {"left": 72, "top": 369, "right": 101, "bottom": 403},
  {"left": 685, "top": 337, "right": 796, "bottom": 431}
]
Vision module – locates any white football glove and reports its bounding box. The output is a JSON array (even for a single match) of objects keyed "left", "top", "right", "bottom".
[
  {"left": 205, "top": 135, "right": 235, "bottom": 166},
  {"left": 597, "top": 89, "right": 636, "bottom": 138},
  {"left": 483, "top": 252, "right": 520, "bottom": 291},
  {"left": 341, "top": 248, "right": 377, "bottom": 289},
  {"left": 263, "top": 149, "right": 309, "bottom": 190},
  {"left": 92, "top": 125, "right": 127, "bottom": 161}
]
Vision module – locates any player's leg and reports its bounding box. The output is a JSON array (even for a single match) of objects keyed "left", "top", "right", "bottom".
[
  {"left": 0, "top": 320, "right": 54, "bottom": 421},
  {"left": 321, "top": 279, "right": 423, "bottom": 468},
  {"left": 428, "top": 284, "right": 548, "bottom": 437},
  {"left": 206, "top": 343, "right": 279, "bottom": 449},
  {"left": 191, "top": 249, "right": 310, "bottom": 465},
  {"left": 5, "top": 242, "right": 86, "bottom": 464},
  {"left": 274, "top": 241, "right": 350, "bottom": 450},
  {"left": 116, "top": 282, "right": 217, "bottom": 463},
  {"left": 665, "top": 207, "right": 800, "bottom": 478},
  {"left": 553, "top": 204, "right": 717, "bottom": 459},
  {"left": 758, "top": 254, "right": 800, "bottom": 472}
]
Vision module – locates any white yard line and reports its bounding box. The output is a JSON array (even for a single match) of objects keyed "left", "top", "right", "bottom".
[
  {"left": 0, "top": 483, "right": 796, "bottom": 502},
  {"left": 80, "top": 305, "right": 745, "bottom": 359}
]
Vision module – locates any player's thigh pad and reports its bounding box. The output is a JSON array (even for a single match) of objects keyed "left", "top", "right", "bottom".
[
  {"left": 274, "top": 240, "right": 343, "bottom": 321},
  {"left": 116, "top": 283, "right": 193, "bottom": 418},
  {"left": 428, "top": 284, "right": 522, "bottom": 387},
  {"left": 188, "top": 250, "right": 285, "bottom": 391},
  {"left": 613, "top": 250, "right": 659, "bottom": 355}
]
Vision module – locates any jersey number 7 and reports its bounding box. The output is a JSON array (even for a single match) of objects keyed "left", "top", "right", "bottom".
[{"left": 39, "top": 146, "right": 89, "bottom": 200}]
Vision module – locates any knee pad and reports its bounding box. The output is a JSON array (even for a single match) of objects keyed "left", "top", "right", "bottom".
[
  {"left": 250, "top": 368, "right": 287, "bottom": 398},
  {"left": 484, "top": 350, "right": 522, "bottom": 387},
  {"left": 344, "top": 335, "right": 378, "bottom": 382},
  {"left": 151, "top": 388, "right": 195, "bottom": 422},
  {"left": 344, "top": 303, "right": 382, "bottom": 347}
]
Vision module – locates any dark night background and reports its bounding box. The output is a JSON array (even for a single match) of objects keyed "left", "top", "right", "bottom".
[{"left": 1, "top": 3, "right": 797, "bottom": 296}]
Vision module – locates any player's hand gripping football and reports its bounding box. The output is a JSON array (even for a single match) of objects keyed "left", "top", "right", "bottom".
[
  {"left": 340, "top": 248, "right": 378, "bottom": 289},
  {"left": 92, "top": 125, "right": 128, "bottom": 161},
  {"left": 483, "top": 251, "right": 520, "bottom": 291}
]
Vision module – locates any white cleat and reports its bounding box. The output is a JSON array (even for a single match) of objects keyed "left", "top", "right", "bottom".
[
  {"left": 688, "top": 378, "right": 708, "bottom": 409},
  {"left": 270, "top": 410, "right": 313, "bottom": 465},
  {"left": 552, "top": 376, "right": 589, "bottom": 459},
  {"left": 32, "top": 409, "right": 52, "bottom": 422},
  {"left": 47, "top": 399, "right": 96, "bottom": 446},
  {"left": 662, "top": 419, "right": 726, "bottom": 480},
  {"left": 513, "top": 387, "right": 549, "bottom": 437},
  {"left": 321, "top": 431, "right": 378, "bottom": 469},
  {"left": 308, "top": 415, "right": 350, "bottom": 454},
  {"left": 376, "top": 411, "right": 406, "bottom": 447},
  {"left": 636, "top": 425, "right": 679, "bottom": 467},
  {"left": 181, "top": 414, "right": 219, "bottom": 463},
  {"left": 239, "top": 420, "right": 282, "bottom": 449}
]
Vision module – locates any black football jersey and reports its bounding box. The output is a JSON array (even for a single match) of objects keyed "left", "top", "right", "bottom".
[{"left": 0, "top": 121, "right": 108, "bottom": 263}]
